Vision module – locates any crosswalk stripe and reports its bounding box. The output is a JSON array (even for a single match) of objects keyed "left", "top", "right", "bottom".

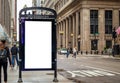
[
  {"left": 93, "top": 70, "right": 115, "bottom": 76},
  {"left": 67, "top": 71, "right": 85, "bottom": 77},
  {"left": 73, "top": 70, "right": 93, "bottom": 77},
  {"left": 67, "top": 70, "right": 115, "bottom": 77},
  {"left": 81, "top": 70, "right": 103, "bottom": 76}
]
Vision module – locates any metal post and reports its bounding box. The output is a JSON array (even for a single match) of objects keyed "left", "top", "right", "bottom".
[
  {"left": 53, "top": 59, "right": 58, "bottom": 82},
  {"left": 18, "top": 19, "right": 22, "bottom": 83},
  {"left": 18, "top": 59, "right": 23, "bottom": 83}
]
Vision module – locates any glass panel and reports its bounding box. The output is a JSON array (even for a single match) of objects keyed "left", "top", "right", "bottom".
[
  {"left": 106, "top": 40, "right": 112, "bottom": 48},
  {"left": 105, "top": 10, "right": 112, "bottom": 34},
  {"left": 90, "top": 10, "right": 98, "bottom": 34}
]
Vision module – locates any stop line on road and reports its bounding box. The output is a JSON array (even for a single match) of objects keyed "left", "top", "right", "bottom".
[{"left": 67, "top": 69, "right": 116, "bottom": 78}]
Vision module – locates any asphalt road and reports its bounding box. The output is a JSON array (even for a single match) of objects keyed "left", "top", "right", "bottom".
[{"left": 57, "top": 54, "right": 120, "bottom": 83}]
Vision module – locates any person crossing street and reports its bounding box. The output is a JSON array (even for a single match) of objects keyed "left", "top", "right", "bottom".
[{"left": 11, "top": 44, "right": 19, "bottom": 69}]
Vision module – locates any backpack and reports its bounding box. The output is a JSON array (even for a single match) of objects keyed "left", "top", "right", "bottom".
[
  {"left": 0, "top": 49, "right": 7, "bottom": 62},
  {"left": 11, "top": 47, "right": 18, "bottom": 55}
]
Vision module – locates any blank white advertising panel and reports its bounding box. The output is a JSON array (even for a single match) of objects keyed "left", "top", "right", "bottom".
[{"left": 25, "top": 21, "right": 52, "bottom": 69}]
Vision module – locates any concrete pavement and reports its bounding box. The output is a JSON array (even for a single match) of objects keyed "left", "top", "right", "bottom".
[
  {"left": 58, "top": 53, "right": 120, "bottom": 83},
  {"left": 1, "top": 66, "right": 73, "bottom": 83}
]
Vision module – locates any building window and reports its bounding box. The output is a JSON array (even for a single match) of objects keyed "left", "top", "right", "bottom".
[
  {"left": 106, "top": 40, "right": 112, "bottom": 48},
  {"left": 105, "top": 10, "right": 112, "bottom": 34},
  {"left": 91, "top": 40, "right": 98, "bottom": 50},
  {"left": 90, "top": 10, "right": 98, "bottom": 34}
]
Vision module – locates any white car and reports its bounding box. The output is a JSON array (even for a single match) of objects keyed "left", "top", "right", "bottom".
[
  {"left": 60, "top": 48, "right": 67, "bottom": 55},
  {"left": 58, "top": 48, "right": 67, "bottom": 54}
]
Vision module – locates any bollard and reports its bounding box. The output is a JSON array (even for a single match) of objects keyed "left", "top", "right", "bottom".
[
  {"left": 86, "top": 51, "right": 88, "bottom": 55},
  {"left": 81, "top": 51, "right": 83, "bottom": 55}
]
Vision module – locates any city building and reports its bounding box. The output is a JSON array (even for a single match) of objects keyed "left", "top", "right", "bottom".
[
  {"left": 32, "top": 0, "right": 44, "bottom": 14},
  {"left": 55, "top": 0, "right": 120, "bottom": 54},
  {"left": 0, "top": 0, "right": 12, "bottom": 43},
  {"left": 11, "top": 0, "right": 17, "bottom": 44},
  {"left": 44, "top": 0, "right": 54, "bottom": 9}
]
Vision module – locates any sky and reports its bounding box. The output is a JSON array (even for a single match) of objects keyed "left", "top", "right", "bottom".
[{"left": 17, "top": 0, "right": 32, "bottom": 41}]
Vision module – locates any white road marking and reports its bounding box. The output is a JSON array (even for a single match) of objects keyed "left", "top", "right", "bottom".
[
  {"left": 73, "top": 70, "right": 92, "bottom": 77},
  {"left": 67, "top": 71, "right": 77, "bottom": 77},
  {"left": 85, "top": 66, "right": 120, "bottom": 75},
  {"left": 67, "top": 68, "right": 116, "bottom": 77},
  {"left": 81, "top": 70, "right": 104, "bottom": 76},
  {"left": 93, "top": 70, "right": 115, "bottom": 76}
]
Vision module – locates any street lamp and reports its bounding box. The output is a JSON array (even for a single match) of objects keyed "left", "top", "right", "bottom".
[{"left": 112, "top": 28, "right": 117, "bottom": 57}]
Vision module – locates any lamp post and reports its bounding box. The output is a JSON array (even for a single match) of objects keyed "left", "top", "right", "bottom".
[{"left": 112, "top": 28, "right": 117, "bottom": 57}]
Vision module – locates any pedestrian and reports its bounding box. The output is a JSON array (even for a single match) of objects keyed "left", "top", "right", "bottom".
[
  {"left": 0, "top": 39, "right": 8, "bottom": 83},
  {"left": 11, "top": 44, "right": 19, "bottom": 69},
  {"left": 66, "top": 48, "right": 70, "bottom": 58},
  {"left": 5, "top": 46, "right": 12, "bottom": 68},
  {"left": 73, "top": 47, "right": 77, "bottom": 58}
]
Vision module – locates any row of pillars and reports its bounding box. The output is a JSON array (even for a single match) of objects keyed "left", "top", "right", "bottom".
[{"left": 57, "top": 12, "right": 80, "bottom": 49}]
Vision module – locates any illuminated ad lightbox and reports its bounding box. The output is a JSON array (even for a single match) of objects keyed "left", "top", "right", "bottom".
[{"left": 21, "top": 19, "right": 56, "bottom": 70}]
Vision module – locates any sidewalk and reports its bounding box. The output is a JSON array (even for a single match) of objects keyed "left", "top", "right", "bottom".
[{"left": 1, "top": 67, "right": 73, "bottom": 83}]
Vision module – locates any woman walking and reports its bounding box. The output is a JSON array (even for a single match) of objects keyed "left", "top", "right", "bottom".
[
  {"left": 73, "top": 47, "right": 77, "bottom": 58},
  {"left": 0, "top": 39, "right": 8, "bottom": 83}
]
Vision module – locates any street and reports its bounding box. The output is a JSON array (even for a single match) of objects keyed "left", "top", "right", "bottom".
[{"left": 58, "top": 54, "right": 120, "bottom": 83}]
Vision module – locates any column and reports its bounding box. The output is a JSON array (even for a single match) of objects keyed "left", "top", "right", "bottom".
[
  {"left": 61, "top": 22, "right": 63, "bottom": 48},
  {"left": 59, "top": 22, "right": 62, "bottom": 48},
  {"left": 65, "top": 18, "right": 69, "bottom": 48},
  {"left": 80, "top": 8, "right": 90, "bottom": 52},
  {"left": 57, "top": 24, "right": 59, "bottom": 48},
  {"left": 76, "top": 12, "right": 79, "bottom": 50},
  {"left": 113, "top": 9, "right": 119, "bottom": 44},
  {"left": 68, "top": 16, "right": 72, "bottom": 48},
  {"left": 113, "top": 9, "right": 119, "bottom": 27},
  {"left": 63, "top": 20, "right": 66, "bottom": 48},
  {"left": 72, "top": 14, "right": 76, "bottom": 48},
  {"left": 99, "top": 9, "right": 105, "bottom": 53},
  {"left": 58, "top": 23, "right": 61, "bottom": 48}
]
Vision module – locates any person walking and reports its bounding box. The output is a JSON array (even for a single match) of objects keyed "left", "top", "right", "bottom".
[
  {"left": 73, "top": 47, "right": 77, "bottom": 58},
  {"left": 11, "top": 44, "right": 19, "bottom": 68},
  {"left": 5, "top": 46, "right": 12, "bottom": 67},
  {"left": 66, "top": 48, "right": 70, "bottom": 58},
  {"left": 0, "top": 39, "right": 8, "bottom": 83}
]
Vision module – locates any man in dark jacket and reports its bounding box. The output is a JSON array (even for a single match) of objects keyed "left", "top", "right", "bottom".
[{"left": 11, "top": 44, "right": 19, "bottom": 68}]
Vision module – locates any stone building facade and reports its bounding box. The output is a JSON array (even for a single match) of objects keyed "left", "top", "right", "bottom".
[
  {"left": 11, "top": 0, "right": 17, "bottom": 43},
  {"left": 0, "top": 0, "right": 11, "bottom": 41},
  {"left": 55, "top": 0, "right": 120, "bottom": 53}
]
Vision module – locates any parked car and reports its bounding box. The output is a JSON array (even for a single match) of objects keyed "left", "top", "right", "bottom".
[{"left": 58, "top": 48, "right": 67, "bottom": 55}]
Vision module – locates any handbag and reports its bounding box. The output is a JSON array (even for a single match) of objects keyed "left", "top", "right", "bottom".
[{"left": 0, "top": 49, "right": 7, "bottom": 61}]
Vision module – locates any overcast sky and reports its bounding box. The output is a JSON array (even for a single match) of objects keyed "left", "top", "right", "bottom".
[{"left": 17, "top": 0, "right": 32, "bottom": 40}]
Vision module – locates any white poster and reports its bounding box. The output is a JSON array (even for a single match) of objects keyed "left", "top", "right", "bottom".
[{"left": 25, "top": 21, "right": 52, "bottom": 69}]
